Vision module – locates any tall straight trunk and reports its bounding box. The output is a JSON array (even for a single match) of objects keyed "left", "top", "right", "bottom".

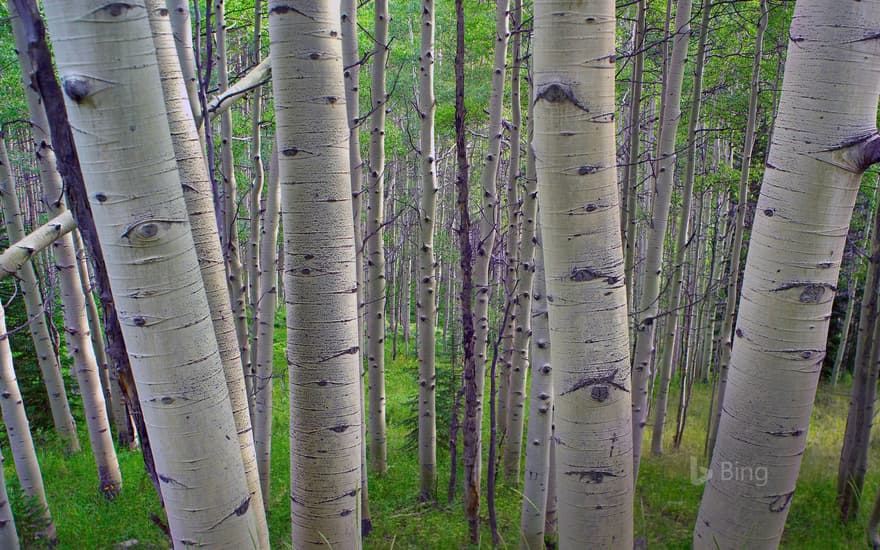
[
  {"left": 706, "top": 0, "right": 767, "bottom": 460},
  {"left": 0, "top": 302, "right": 55, "bottom": 542},
  {"left": 365, "top": 0, "right": 390, "bottom": 475},
  {"left": 503, "top": 66, "right": 534, "bottom": 483},
  {"left": 44, "top": 1, "right": 263, "bottom": 543},
  {"left": 166, "top": 0, "right": 202, "bottom": 144},
  {"left": 630, "top": 0, "right": 693, "bottom": 480},
  {"left": 215, "top": 0, "right": 252, "bottom": 409},
  {"left": 454, "top": 0, "right": 479, "bottom": 539},
  {"left": 651, "top": 0, "right": 713, "bottom": 456},
  {"left": 623, "top": 0, "right": 647, "bottom": 312},
  {"left": 499, "top": 0, "right": 523, "bottom": 447},
  {"left": 246, "top": 0, "right": 265, "bottom": 375},
  {"left": 468, "top": 0, "right": 510, "bottom": 523},
  {"left": 535, "top": 0, "right": 634, "bottom": 546},
  {"left": 0, "top": 130, "right": 79, "bottom": 453},
  {"left": 340, "top": 0, "right": 372, "bottom": 533},
  {"left": 519, "top": 220, "right": 552, "bottom": 550},
  {"left": 417, "top": 0, "right": 439, "bottom": 502},
  {"left": 253, "top": 149, "right": 280, "bottom": 502},
  {"left": 269, "top": 2, "right": 364, "bottom": 547},
  {"left": 694, "top": 1, "right": 880, "bottom": 546},
  {"left": 837, "top": 174, "right": 880, "bottom": 521},
  {"left": 147, "top": 5, "right": 270, "bottom": 543},
  {"left": 0, "top": 443, "right": 19, "bottom": 550},
  {"left": 831, "top": 270, "right": 857, "bottom": 386}
]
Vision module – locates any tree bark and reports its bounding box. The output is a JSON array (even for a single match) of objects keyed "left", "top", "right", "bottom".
[
  {"left": 269, "top": 2, "right": 364, "bottom": 547},
  {"left": 534, "top": 0, "right": 634, "bottom": 545},
  {"left": 0, "top": 443, "right": 19, "bottom": 550},
  {"left": 694, "top": 1, "right": 880, "bottom": 546}
]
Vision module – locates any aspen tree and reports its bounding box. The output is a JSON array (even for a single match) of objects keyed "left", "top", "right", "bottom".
[
  {"left": 534, "top": 0, "right": 634, "bottom": 546},
  {"left": 146, "top": 3, "right": 269, "bottom": 543},
  {"left": 269, "top": 1, "right": 363, "bottom": 546},
  {"left": 695, "top": 0, "right": 880, "bottom": 546},
  {"left": 417, "top": 0, "right": 439, "bottom": 501},
  {"left": 341, "top": 0, "right": 372, "bottom": 531},
  {"left": 366, "top": 0, "right": 390, "bottom": 474},
  {"left": 0, "top": 300, "right": 55, "bottom": 541},
  {"left": 42, "top": 0, "right": 262, "bottom": 544},
  {"left": 0, "top": 126, "right": 79, "bottom": 453},
  {"left": 630, "top": 0, "right": 693, "bottom": 478}
]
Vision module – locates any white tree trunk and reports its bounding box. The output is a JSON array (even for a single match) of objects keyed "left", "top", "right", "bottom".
[
  {"left": 534, "top": 0, "right": 634, "bottom": 546},
  {"left": 269, "top": 1, "right": 363, "bottom": 547},
  {"left": 43, "top": 1, "right": 263, "bottom": 544},
  {"left": 0, "top": 443, "right": 19, "bottom": 550},
  {"left": 694, "top": 1, "right": 880, "bottom": 546}
]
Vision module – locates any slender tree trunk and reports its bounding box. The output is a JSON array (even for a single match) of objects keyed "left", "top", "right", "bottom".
[
  {"left": 694, "top": 1, "right": 880, "bottom": 546},
  {"left": 535, "top": 0, "right": 634, "bottom": 545},
  {"left": 365, "top": 0, "right": 390, "bottom": 475},
  {"left": 44, "top": 1, "right": 264, "bottom": 542},
  {"left": 417, "top": 0, "right": 439, "bottom": 502},
  {"left": 831, "top": 270, "right": 857, "bottom": 386},
  {"left": 246, "top": 0, "right": 265, "bottom": 375},
  {"left": 837, "top": 174, "right": 880, "bottom": 521},
  {"left": 651, "top": 0, "right": 713, "bottom": 456},
  {"left": 340, "top": 0, "right": 372, "bottom": 533},
  {"left": 0, "top": 301, "right": 55, "bottom": 542},
  {"left": 519, "top": 220, "right": 552, "bottom": 550},
  {"left": 269, "top": 2, "right": 364, "bottom": 547},
  {"left": 0, "top": 130, "right": 79, "bottom": 453},
  {"left": 253, "top": 149, "right": 280, "bottom": 503},
  {"left": 630, "top": 0, "right": 694, "bottom": 479},
  {"left": 706, "top": 0, "right": 767, "bottom": 460},
  {"left": 147, "top": 5, "right": 270, "bottom": 543}
]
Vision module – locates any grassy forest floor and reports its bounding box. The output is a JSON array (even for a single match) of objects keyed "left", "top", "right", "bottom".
[{"left": 5, "top": 316, "right": 879, "bottom": 549}]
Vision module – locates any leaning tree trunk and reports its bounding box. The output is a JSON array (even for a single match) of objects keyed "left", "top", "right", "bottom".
[
  {"left": 43, "top": 0, "right": 264, "bottom": 544},
  {"left": 0, "top": 130, "right": 79, "bottom": 453},
  {"left": 269, "top": 1, "right": 364, "bottom": 547},
  {"left": 534, "top": 0, "right": 634, "bottom": 546},
  {"left": 694, "top": 1, "right": 880, "bottom": 547},
  {"left": 147, "top": 3, "right": 270, "bottom": 543},
  {"left": 365, "top": 0, "right": 390, "bottom": 476},
  {"left": 0, "top": 301, "right": 55, "bottom": 542},
  {"left": 630, "top": 0, "right": 693, "bottom": 480},
  {"left": 417, "top": 0, "right": 439, "bottom": 502}
]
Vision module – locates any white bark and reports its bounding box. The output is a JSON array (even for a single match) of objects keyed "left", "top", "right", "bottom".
[
  {"left": 43, "top": 1, "right": 262, "bottom": 544},
  {"left": 0, "top": 443, "right": 19, "bottom": 550},
  {"left": 694, "top": 1, "right": 880, "bottom": 546},
  {"left": 534, "top": 0, "right": 633, "bottom": 546},
  {"left": 269, "top": 1, "right": 363, "bottom": 547}
]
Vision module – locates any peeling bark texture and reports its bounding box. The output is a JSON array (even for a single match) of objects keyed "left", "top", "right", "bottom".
[
  {"left": 519, "top": 222, "right": 552, "bottom": 550},
  {"left": 534, "top": 0, "right": 633, "bottom": 546},
  {"left": 630, "top": 0, "right": 693, "bottom": 481},
  {"left": 42, "top": 0, "right": 263, "bottom": 544},
  {"left": 0, "top": 120, "right": 78, "bottom": 454},
  {"left": 694, "top": 1, "right": 880, "bottom": 547},
  {"left": 147, "top": 2, "right": 269, "bottom": 544},
  {"left": 0, "top": 301, "right": 55, "bottom": 541},
  {"left": 0, "top": 443, "right": 19, "bottom": 550},
  {"left": 269, "top": 1, "right": 363, "bottom": 547},
  {"left": 365, "top": 0, "right": 390, "bottom": 476},
  {"left": 417, "top": 0, "right": 438, "bottom": 502}
]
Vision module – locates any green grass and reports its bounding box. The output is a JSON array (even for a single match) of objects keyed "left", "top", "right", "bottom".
[{"left": 4, "top": 321, "right": 879, "bottom": 548}]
